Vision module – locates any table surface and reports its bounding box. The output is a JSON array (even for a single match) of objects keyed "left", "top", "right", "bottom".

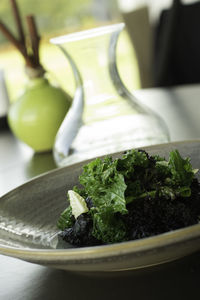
[{"left": 1, "top": 84, "right": 200, "bottom": 299}]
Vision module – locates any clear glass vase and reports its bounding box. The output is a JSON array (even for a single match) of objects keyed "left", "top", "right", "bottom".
[{"left": 51, "top": 23, "right": 169, "bottom": 167}]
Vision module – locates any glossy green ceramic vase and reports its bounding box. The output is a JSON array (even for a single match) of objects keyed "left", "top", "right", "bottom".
[{"left": 8, "top": 77, "right": 71, "bottom": 152}]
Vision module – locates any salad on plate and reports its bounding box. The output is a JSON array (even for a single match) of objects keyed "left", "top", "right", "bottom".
[{"left": 57, "top": 149, "right": 200, "bottom": 247}]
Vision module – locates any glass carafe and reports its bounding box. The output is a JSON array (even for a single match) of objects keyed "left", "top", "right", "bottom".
[{"left": 51, "top": 23, "right": 169, "bottom": 167}]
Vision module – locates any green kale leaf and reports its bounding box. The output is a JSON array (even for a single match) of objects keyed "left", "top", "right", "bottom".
[
  {"left": 168, "top": 150, "right": 195, "bottom": 186},
  {"left": 57, "top": 206, "right": 74, "bottom": 230},
  {"left": 91, "top": 207, "right": 127, "bottom": 243},
  {"left": 116, "top": 149, "right": 149, "bottom": 179},
  {"left": 79, "top": 156, "right": 127, "bottom": 214}
]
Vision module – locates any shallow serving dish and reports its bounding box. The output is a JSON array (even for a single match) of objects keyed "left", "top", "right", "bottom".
[{"left": 0, "top": 140, "right": 200, "bottom": 273}]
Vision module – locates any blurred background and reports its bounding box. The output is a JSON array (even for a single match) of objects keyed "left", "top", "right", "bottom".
[
  {"left": 1, "top": 0, "right": 200, "bottom": 108},
  {"left": 0, "top": 0, "right": 140, "bottom": 106}
]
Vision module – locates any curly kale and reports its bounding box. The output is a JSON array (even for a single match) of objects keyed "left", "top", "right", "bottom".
[{"left": 57, "top": 149, "right": 200, "bottom": 247}]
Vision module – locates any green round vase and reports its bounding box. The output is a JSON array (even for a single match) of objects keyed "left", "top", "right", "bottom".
[{"left": 8, "top": 77, "right": 72, "bottom": 152}]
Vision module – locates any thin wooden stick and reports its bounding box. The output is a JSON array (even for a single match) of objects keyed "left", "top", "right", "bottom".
[
  {"left": 0, "top": 21, "right": 26, "bottom": 56},
  {"left": 26, "top": 15, "right": 40, "bottom": 66},
  {"left": 0, "top": 0, "right": 42, "bottom": 72},
  {"left": 10, "top": 0, "right": 25, "bottom": 44}
]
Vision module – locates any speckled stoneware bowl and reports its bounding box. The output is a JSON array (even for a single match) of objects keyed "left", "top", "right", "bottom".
[{"left": 0, "top": 140, "right": 200, "bottom": 273}]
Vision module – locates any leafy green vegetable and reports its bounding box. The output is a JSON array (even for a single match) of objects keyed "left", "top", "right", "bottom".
[
  {"left": 79, "top": 157, "right": 127, "bottom": 215},
  {"left": 168, "top": 150, "right": 194, "bottom": 186},
  {"left": 91, "top": 208, "right": 127, "bottom": 243},
  {"left": 116, "top": 149, "right": 149, "bottom": 178},
  {"left": 57, "top": 148, "right": 198, "bottom": 245},
  {"left": 57, "top": 206, "right": 74, "bottom": 230},
  {"left": 75, "top": 156, "right": 128, "bottom": 242},
  {"left": 116, "top": 150, "right": 153, "bottom": 200}
]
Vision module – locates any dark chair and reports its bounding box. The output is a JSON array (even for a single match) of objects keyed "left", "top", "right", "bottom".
[{"left": 154, "top": 0, "right": 200, "bottom": 87}]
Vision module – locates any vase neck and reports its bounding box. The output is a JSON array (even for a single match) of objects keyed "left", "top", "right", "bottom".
[
  {"left": 60, "top": 27, "right": 122, "bottom": 96},
  {"left": 51, "top": 23, "right": 143, "bottom": 123}
]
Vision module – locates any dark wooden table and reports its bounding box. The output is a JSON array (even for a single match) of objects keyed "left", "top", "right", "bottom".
[{"left": 1, "top": 84, "right": 200, "bottom": 299}]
